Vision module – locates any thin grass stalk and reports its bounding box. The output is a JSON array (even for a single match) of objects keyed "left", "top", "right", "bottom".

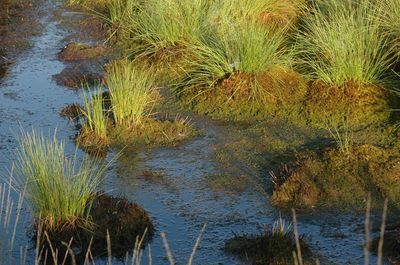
[
  {"left": 148, "top": 244, "right": 152, "bottom": 265},
  {"left": 377, "top": 198, "right": 388, "bottom": 265},
  {"left": 61, "top": 238, "right": 77, "bottom": 265},
  {"left": 107, "top": 230, "right": 112, "bottom": 265},
  {"left": 188, "top": 223, "right": 206, "bottom": 265},
  {"left": 292, "top": 208, "right": 303, "bottom": 265},
  {"left": 161, "top": 232, "right": 175, "bottom": 265},
  {"left": 364, "top": 195, "right": 371, "bottom": 265}
]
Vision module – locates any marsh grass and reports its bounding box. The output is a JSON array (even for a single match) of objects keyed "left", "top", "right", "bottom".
[
  {"left": 126, "top": 0, "right": 209, "bottom": 57},
  {"left": 81, "top": 84, "right": 108, "bottom": 141},
  {"left": 295, "top": 0, "right": 395, "bottom": 86},
  {"left": 107, "top": 60, "right": 157, "bottom": 128},
  {"left": 14, "top": 129, "right": 107, "bottom": 231},
  {"left": 177, "top": 20, "right": 290, "bottom": 99},
  {"left": 379, "top": 0, "right": 400, "bottom": 44},
  {"left": 208, "top": 0, "right": 305, "bottom": 28}
]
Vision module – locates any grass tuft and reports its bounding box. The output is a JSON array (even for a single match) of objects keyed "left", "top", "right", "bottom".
[
  {"left": 177, "top": 20, "right": 290, "bottom": 98},
  {"left": 295, "top": 0, "right": 396, "bottom": 86},
  {"left": 126, "top": 0, "right": 210, "bottom": 57},
  {"left": 14, "top": 129, "right": 107, "bottom": 231},
  {"left": 107, "top": 59, "right": 157, "bottom": 128},
  {"left": 81, "top": 84, "right": 108, "bottom": 141}
]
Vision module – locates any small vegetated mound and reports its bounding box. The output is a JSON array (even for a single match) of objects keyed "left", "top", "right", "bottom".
[
  {"left": 271, "top": 144, "right": 400, "bottom": 209},
  {"left": 295, "top": 0, "right": 397, "bottom": 128},
  {"left": 13, "top": 129, "right": 153, "bottom": 262},
  {"left": 225, "top": 218, "right": 311, "bottom": 265},
  {"left": 177, "top": 17, "right": 307, "bottom": 121},
  {"left": 36, "top": 193, "right": 154, "bottom": 263},
  {"left": 74, "top": 59, "right": 196, "bottom": 154},
  {"left": 58, "top": 42, "right": 109, "bottom": 61}
]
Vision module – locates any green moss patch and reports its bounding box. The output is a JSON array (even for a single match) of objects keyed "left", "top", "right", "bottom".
[
  {"left": 76, "top": 116, "right": 197, "bottom": 154},
  {"left": 204, "top": 173, "right": 252, "bottom": 193},
  {"left": 271, "top": 145, "right": 400, "bottom": 209},
  {"left": 304, "top": 81, "right": 392, "bottom": 130},
  {"left": 180, "top": 69, "right": 308, "bottom": 122},
  {"left": 58, "top": 42, "right": 109, "bottom": 61}
]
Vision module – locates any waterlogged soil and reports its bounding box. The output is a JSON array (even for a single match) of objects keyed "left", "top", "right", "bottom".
[{"left": 0, "top": 1, "right": 396, "bottom": 265}]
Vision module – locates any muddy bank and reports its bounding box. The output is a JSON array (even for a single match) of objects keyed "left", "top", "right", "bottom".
[{"left": 0, "top": 0, "right": 41, "bottom": 82}]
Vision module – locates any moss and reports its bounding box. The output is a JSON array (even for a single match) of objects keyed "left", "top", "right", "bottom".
[
  {"left": 205, "top": 173, "right": 252, "bottom": 193},
  {"left": 271, "top": 145, "right": 400, "bottom": 209},
  {"left": 304, "top": 81, "right": 392, "bottom": 130},
  {"left": 109, "top": 117, "right": 197, "bottom": 147},
  {"left": 36, "top": 193, "right": 153, "bottom": 263},
  {"left": 180, "top": 68, "right": 308, "bottom": 122},
  {"left": 76, "top": 116, "right": 197, "bottom": 154},
  {"left": 225, "top": 225, "right": 312, "bottom": 265},
  {"left": 58, "top": 42, "right": 109, "bottom": 61}
]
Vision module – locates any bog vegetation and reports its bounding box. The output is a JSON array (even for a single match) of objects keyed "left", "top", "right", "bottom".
[{"left": 3, "top": 0, "right": 400, "bottom": 263}]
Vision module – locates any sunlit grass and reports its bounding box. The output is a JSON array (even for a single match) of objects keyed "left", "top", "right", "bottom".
[
  {"left": 125, "top": 0, "right": 210, "bottom": 57},
  {"left": 379, "top": 0, "right": 400, "bottom": 54},
  {"left": 14, "top": 129, "right": 107, "bottom": 230},
  {"left": 81, "top": 84, "right": 108, "bottom": 140},
  {"left": 107, "top": 60, "right": 157, "bottom": 128},
  {"left": 295, "top": 0, "right": 395, "bottom": 86},
  {"left": 208, "top": 0, "right": 305, "bottom": 28},
  {"left": 176, "top": 19, "right": 290, "bottom": 97}
]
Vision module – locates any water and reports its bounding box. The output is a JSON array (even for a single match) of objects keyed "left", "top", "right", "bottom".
[{"left": 0, "top": 2, "right": 385, "bottom": 264}]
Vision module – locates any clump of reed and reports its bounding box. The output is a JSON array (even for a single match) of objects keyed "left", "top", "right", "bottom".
[
  {"left": 208, "top": 0, "right": 305, "bottom": 28},
  {"left": 295, "top": 0, "right": 396, "bottom": 87},
  {"left": 81, "top": 84, "right": 108, "bottom": 141},
  {"left": 14, "top": 129, "right": 107, "bottom": 231},
  {"left": 176, "top": 17, "right": 292, "bottom": 100},
  {"left": 124, "top": 0, "right": 210, "bottom": 58},
  {"left": 107, "top": 59, "right": 158, "bottom": 129}
]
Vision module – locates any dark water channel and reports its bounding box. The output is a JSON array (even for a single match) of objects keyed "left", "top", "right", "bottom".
[{"left": 0, "top": 2, "right": 385, "bottom": 264}]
